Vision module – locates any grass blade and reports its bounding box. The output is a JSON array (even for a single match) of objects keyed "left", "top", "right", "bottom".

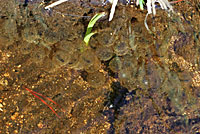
[{"left": 84, "top": 12, "right": 106, "bottom": 46}]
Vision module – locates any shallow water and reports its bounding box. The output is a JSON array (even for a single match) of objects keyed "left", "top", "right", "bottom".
[{"left": 0, "top": 0, "right": 200, "bottom": 133}]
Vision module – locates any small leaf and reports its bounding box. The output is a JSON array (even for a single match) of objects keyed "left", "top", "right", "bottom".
[
  {"left": 85, "top": 12, "right": 106, "bottom": 36},
  {"left": 84, "top": 12, "right": 106, "bottom": 46},
  {"left": 139, "top": 0, "right": 145, "bottom": 10},
  {"left": 84, "top": 32, "right": 96, "bottom": 46}
]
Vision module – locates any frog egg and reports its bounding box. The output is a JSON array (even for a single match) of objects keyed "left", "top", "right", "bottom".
[
  {"left": 109, "top": 57, "right": 122, "bottom": 72},
  {"left": 86, "top": 71, "right": 106, "bottom": 88},
  {"left": 0, "top": 35, "right": 14, "bottom": 48},
  {"left": 119, "top": 69, "right": 131, "bottom": 79},
  {"left": 119, "top": 67, "right": 136, "bottom": 81},
  {"left": 79, "top": 49, "right": 97, "bottom": 69},
  {"left": 58, "top": 40, "right": 77, "bottom": 53},
  {"left": 43, "top": 30, "right": 59, "bottom": 46},
  {"left": 118, "top": 68, "right": 138, "bottom": 91},
  {"left": 23, "top": 27, "right": 40, "bottom": 44},
  {"left": 31, "top": 48, "right": 47, "bottom": 64},
  {"left": 113, "top": 40, "right": 129, "bottom": 56},
  {"left": 85, "top": 57, "right": 101, "bottom": 73},
  {"left": 95, "top": 46, "right": 114, "bottom": 61},
  {"left": 19, "top": 42, "right": 35, "bottom": 54},
  {"left": 66, "top": 51, "right": 81, "bottom": 69},
  {"left": 122, "top": 55, "right": 136, "bottom": 69},
  {"left": 97, "top": 31, "right": 115, "bottom": 47},
  {"left": 52, "top": 50, "right": 71, "bottom": 67}
]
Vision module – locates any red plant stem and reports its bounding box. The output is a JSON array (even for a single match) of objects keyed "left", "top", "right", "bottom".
[
  {"left": 170, "top": 0, "right": 184, "bottom": 4},
  {"left": 25, "top": 87, "right": 62, "bottom": 118},
  {"left": 25, "top": 87, "right": 66, "bottom": 113}
]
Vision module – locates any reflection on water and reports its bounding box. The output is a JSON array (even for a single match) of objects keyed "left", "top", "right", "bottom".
[{"left": 0, "top": 0, "right": 200, "bottom": 133}]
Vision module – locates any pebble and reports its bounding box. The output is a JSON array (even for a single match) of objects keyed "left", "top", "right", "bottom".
[
  {"left": 0, "top": 78, "right": 8, "bottom": 86},
  {"left": 11, "top": 112, "right": 19, "bottom": 120}
]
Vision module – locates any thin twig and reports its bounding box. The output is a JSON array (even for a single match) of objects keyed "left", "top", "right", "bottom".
[
  {"left": 109, "top": 0, "right": 118, "bottom": 21},
  {"left": 144, "top": 13, "right": 152, "bottom": 34},
  {"left": 45, "top": 0, "right": 68, "bottom": 10}
]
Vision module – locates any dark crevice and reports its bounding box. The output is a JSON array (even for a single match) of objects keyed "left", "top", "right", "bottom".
[
  {"left": 103, "top": 81, "right": 136, "bottom": 134},
  {"left": 23, "top": 0, "right": 29, "bottom": 7}
]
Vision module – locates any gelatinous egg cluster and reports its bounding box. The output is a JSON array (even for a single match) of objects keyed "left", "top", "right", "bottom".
[{"left": 0, "top": 0, "right": 157, "bottom": 91}]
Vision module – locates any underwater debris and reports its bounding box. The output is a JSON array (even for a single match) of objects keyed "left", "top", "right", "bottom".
[
  {"left": 44, "top": 0, "right": 173, "bottom": 21},
  {"left": 109, "top": 0, "right": 118, "bottom": 21},
  {"left": 146, "top": 0, "right": 173, "bottom": 16},
  {"left": 108, "top": 0, "right": 173, "bottom": 21},
  {"left": 44, "top": 0, "right": 69, "bottom": 10}
]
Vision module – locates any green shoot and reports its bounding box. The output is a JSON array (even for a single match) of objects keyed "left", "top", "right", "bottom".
[
  {"left": 84, "top": 12, "right": 106, "bottom": 46},
  {"left": 139, "top": 0, "right": 145, "bottom": 10}
]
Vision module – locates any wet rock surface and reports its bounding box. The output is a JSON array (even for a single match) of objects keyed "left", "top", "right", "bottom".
[{"left": 0, "top": 0, "right": 200, "bottom": 133}]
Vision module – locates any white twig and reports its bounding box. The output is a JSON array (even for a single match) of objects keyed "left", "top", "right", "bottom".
[
  {"left": 136, "top": 0, "right": 139, "bottom": 6},
  {"left": 109, "top": 0, "right": 118, "bottom": 21},
  {"left": 146, "top": 0, "right": 173, "bottom": 15},
  {"left": 144, "top": 13, "right": 152, "bottom": 33},
  {"left": 44, "top": 0, "right": 69, "bottom": 10}
]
